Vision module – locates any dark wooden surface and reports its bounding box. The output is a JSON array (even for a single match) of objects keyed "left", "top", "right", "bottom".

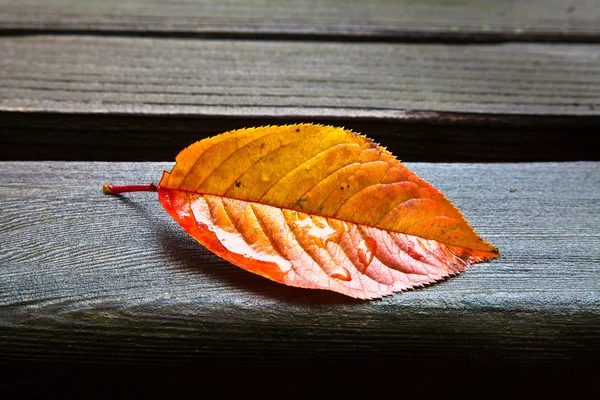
[
  {"left": 1, "top": 161, "right": 599, "bottom": 391},
  {"left": 1, "top": 0, "right": 599, "bottom": 394},
  {"left": 1, "top": 36, "right": 599, "bottom": 161},
  {"left": 2, "top": 161, "right": 599, "bottom": 384}
]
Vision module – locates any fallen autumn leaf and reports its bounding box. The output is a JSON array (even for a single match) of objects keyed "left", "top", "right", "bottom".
[{"left": 104, "top": 124, "right": 498, "bottom": 299}]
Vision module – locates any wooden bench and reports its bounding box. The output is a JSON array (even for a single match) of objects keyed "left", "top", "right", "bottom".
[{"left": 1, "top": 0, "right": 598, "bottom": 393}]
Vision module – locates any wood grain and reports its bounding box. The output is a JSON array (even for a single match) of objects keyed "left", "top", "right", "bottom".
[
  {"left": 1, "top": 36, "right": 599, "bottom": 118},
  {"left": 1, "top": 0, "right": 599, "bottom": 41},
  {"left": 1, "top": 1, "right": 598, "bottom": 392},
  {"left": 1, "top": 161, "right": 598, "bottom": 367}
]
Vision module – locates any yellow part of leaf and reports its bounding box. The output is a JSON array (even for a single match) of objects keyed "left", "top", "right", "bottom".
[{"left": 160, "top": 124, "right": 495, "bottom": 253}]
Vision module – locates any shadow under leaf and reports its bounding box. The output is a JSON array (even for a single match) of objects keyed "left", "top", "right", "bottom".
[{"left": 112, "top": 194, "right": 364, "bottom": 305}]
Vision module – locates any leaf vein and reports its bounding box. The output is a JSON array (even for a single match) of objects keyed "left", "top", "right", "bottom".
[
  {"left": 185, "top": 128, "right": 278, "bottom": 191},
  {"left": 259, "top": 142, "right": 360, "bottom": 203},
  {"left": 282, "top": 213, "right": 331, "bottom": 283},
  {"left": 163, "top": 188, "right": 493, "bottom": 251},
  {"left": 248, "top": 203, "right": 293, "bottom": 276},
  {"left": 227, "top": 135, "right": 307, "bottom": 196}
]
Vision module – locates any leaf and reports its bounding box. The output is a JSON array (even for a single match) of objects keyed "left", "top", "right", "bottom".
[{"left": 153, "top": 124, "right": 498, "bottom": 299}]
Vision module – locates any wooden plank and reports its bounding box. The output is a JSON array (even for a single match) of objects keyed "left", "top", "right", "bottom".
[
  {"left": 1, "top": 161, "right": 598, "bottom": 368},
  {"left": 1, "top": 36, "right": 599, "bottom": 161},
  {"left": 1, "top": 36, "right": 599, "bottom": 118},
  {"left": 1, "top": 0, "right": 599, "bottom": 41}
]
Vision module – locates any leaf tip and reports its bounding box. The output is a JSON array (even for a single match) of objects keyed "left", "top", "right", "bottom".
[{"left": 490, "top": 245, "right": 500, "bottom": 257}]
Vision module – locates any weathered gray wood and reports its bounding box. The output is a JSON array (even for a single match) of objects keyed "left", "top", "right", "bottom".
[
  {"left": 1, "top": 36, "right": 599, "bottom": 118},
  {"left": 1, "top": 0, "right": 599, "bottom": 41},
  {"left": 1, "top": 161, "right": 598, "bottom": 366}
]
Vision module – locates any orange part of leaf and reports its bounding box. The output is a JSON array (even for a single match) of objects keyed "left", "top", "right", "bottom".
[{"left": 158, "top": 124, "right": 498, "bottom": 299}]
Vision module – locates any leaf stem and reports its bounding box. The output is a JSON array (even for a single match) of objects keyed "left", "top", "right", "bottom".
[{"left": 102, "top": 183, "right": 157, "bottom": 195}]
